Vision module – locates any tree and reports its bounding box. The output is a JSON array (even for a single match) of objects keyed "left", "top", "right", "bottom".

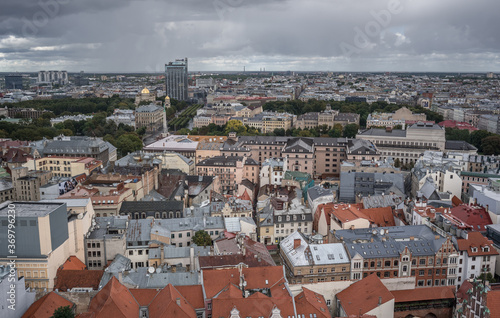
[
  {"left": 481, "top": 136, "right": 500, "bottom": 155},
  {"left": 51, "top": 306, "right": 74, "bottom": 318},
  {"left": 343, "top": 124, "right": 359, "bottom": 138},
  {"left": 394, "top": 158, "right": 401, "bottom": 168},
  {"left": 224, "top": 120, "right": 247, "bottom": 135},
  {"left": 471, "top": 130, "right": 493, "bottom": 152},
  {"left": 192, "top": 230, "right": 212, "bottom": 247},
  {"left": 115, "top": 133, "right": 143, "bottom": 156}
]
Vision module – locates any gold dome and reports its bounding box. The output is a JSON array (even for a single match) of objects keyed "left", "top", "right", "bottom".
[
  {"left": 141, "top": 87, "right": 150, "bottom": 94},
  {"left": 165, "top": 96, "right": 170, "bottom": 100}
]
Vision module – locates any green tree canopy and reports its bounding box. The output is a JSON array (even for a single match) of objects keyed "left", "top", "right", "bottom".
[
  {"left": 481, "top": 136, "right": 500, "bottom": 155},
  {"left": 115, "top": 133, "right": 143, "bottom": 156},
  {"left": 51, "top": 306, "right": 74, "bottom": 318},
  {"left": 192, "top": 230, "right": 212, "bottom": 247},
  {"left": 343, "top": 124, "right": 359, "bottom": 138}
]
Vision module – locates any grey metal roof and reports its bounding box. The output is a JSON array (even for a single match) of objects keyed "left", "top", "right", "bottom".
[
  {"left": 335, "top": 225, "right": 447, "bottom": 259},
  {"left": 0, "top": 201, "right": 65, "bottom": 217},
  {"left": 153, "top": 216, "right": 224, "bottom": 233},
  {"left": 120, "top": 200, "right": 184, "bottom": 213},
  {"left": 127, "top": 219, "right": 152, "bottom": 242},
  {"left": 358, "top": 128, "right": 407, "bottom": 138},
  {"left": 307, "top": 185, "right": 334, "bottom": 202},
  {"left": 0, "top": 179, "right": 13, "bottom": 192},
  {"left": 280, "top": 231, "right": 349, "bottom": 267}
]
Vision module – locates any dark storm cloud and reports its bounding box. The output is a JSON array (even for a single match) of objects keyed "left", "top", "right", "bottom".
[{"left": 1, "top": 0, "right": 499, "bottom": 72}]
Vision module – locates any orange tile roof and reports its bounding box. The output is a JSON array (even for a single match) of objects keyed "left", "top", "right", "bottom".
[
  {"left": 336, "top": 274, "right": 394, "bottom": 316},
  {"left": 148, "top": 284, "right": 197, "bottom": 318},
  {"left": 202, "top": 266, "right": 285, "bottom": 299},
  {"left": 129, "top": 289, "right": 160, "bottom": 306},
  {"left": 60, "top": 256, "right": 87, "bottom": 270},
  {"left": 54, "top": 270, "right": 103, "bottom": 291},
  {"left": 295, "top": 288, "right": 330, "bottom": 318},
  {"left": 456, "top": 280, "right": 474, "bottom": 300},
  {"left": 175, "top": 285, "right": 205, "bottom": 310},
  {"left": 392, "top": 286, "right": 455, "bottom": 303},
  {"left": 360, "top": 207, "right": 396, "bottom": 227},
  {"left": 487, "top": 290, "right": 500, "bottom": 318},
  {"left": 22, "top": 292, "right": 74, "bottom": 318},
  {"left": 456, "top": 232, "right": 499, "bottom": 256},
  {"left": 87, "top": 277, "right": 139, "bottom": 318}
]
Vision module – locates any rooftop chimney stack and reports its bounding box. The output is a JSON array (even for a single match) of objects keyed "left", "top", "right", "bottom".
[{"left": 293, "top": 239, "right": 301, "bottom": 249}]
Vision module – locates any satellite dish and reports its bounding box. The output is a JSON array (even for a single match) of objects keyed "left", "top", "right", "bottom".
[
  {"left": 148, "top": 267, "right": 155, "bottom": 274},
  {"left": 156, "top": 268, "right": 162, "bottom": 274},
  {"left": 372, "top": 230, "right": 377, "bottom": 235},
  {"left": 380, "top": 229, "right": 385, "bottom": 236}
]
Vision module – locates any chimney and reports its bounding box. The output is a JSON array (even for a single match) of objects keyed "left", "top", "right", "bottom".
[
  {"left": 294, "top": 239, "right": 301, "bottom": 249},
  {"left": 118, "top": 271, "right": 123, "bottom": 283},
  {"left": 176, "top": 298, "right": 181, "bottom": 306},
  {"left": 378, "top": 296, "right": 382, "bottom": 306},
  {"left": 160, "top": 246, "right": 165, "bottom": 264}
]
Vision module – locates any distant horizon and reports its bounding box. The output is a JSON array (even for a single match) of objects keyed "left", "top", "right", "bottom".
[{"left": 1, "top": 70, "right": 497, "bottom": 75}]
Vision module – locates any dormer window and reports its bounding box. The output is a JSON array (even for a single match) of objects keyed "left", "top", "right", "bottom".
[
  {"left": 471, "top": 247, "right": 478, "bottom": 253},
  {"left": 483, "top": 246, "right": 490, "bottom": 252}
]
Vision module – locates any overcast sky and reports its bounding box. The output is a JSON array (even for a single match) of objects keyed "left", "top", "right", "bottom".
[{"left": 1, "top": 0, "right": 499, "bottom": 73}]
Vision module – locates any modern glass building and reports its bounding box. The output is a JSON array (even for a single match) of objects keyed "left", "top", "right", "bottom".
[{"left": 165, "top": 58, "right": 188, "bottom": 101}]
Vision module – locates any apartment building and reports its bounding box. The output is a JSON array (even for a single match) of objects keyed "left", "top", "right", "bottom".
[
  {"left": 24, "top": 156, "right": 102, "bottom": 178},
  {"left": 356, "top": 122, "right": 446, "bottom": 165},
  {"left": 196, "top": 155, "right": 259, "bottom": 194},
  {"left": 0, "top": 202, "right": 69, "bottom": 289},
  {"left": 331, "top": 225, "right": 459, "bottom": 287},
  {"left": 455, "top": 232, "right": 498, "bottom": 285},
  {"left": 135, "top": 104, "right": 164, "bottom": 132},
  {"left": 280, "top": 231, "right": 350, "bottom": 284}
]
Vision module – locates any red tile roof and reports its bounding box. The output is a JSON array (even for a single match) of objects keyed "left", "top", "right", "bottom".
[
  {"left": 456, "top": 280, "right": 474, "bottom": 300},
  {"left": 148, "top": 284, "right": 197, "bottom": 318},
  {"left": 60, "top": 256, "right": 87, "bottom": 270},
  {"left": 22, "top": 292, "right": 74, "bottom": 318},
  {"left": 202, "top": 266, "right": 286, "bottom": 299},
  {"left": 54, "top": 269, "right": 103, "bottom": 291},
  {"left": 211, "top": 283, "right": 295, "bottom": 318},
  {"left": 360, "top": 207, "right": 395, "bottom": 227},
  {"left": 295, "top": 288, "right": 330, "bottom": 318},
  {"left": 2, "top": 147, "right": 33, "bottom": 163},
  {"left": 87, "top": 277, "right": 139, "bottom": 318},
  {"left": 128, "top": 289, "right": 160, "bottom": 307},
  {"left": 175, "top": 285, "right": 205, "bottom": 310},
  {"left": 392, "top": 286, "right": 455, "bottom": 303},
  {"left": 336, "top": 274, "right": 394, "bottom": 316},
  {"left": 487, "top": 290, "right": 500, "bottom": 318},
  {"left": 450, "top": 204, "right": 492, "bottom": 232},
  {"left": 438, "top": 120, "right": 478, "bottom": 131},
  {"left": 456, "top": 232, "right": 499, "bottom": 256}
]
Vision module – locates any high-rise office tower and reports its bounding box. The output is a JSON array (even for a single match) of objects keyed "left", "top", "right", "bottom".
[{"left": 165, "top": 58, "right": 188, "bottom": 101}]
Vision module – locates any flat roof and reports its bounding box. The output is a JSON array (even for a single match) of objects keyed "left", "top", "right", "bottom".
[{"left": 0, "top": 201, "right": 65, "bottom": 217}]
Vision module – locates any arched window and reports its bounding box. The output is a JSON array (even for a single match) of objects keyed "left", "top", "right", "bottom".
[
  {"left": 162, "top": 212, "right": 167, "bottom": 218},
  {"left": 134, "top": 213, "right": 139, "bottom": 219},
  {"left": 176, "top": 211, "right": 181, "bottom": 218},
  {"left": 403, "top": 265, "right": 408, "bottom": 272},
  {"left": 141, "top": 212, "right": 146, "bottom": 219},
  {"left": 155, "top": 212, "right": 160, "bottom": 219}
]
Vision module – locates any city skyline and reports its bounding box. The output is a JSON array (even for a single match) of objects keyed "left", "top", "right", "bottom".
[{"left": 0, "top": 0, "right": 500, "bottom": 73}]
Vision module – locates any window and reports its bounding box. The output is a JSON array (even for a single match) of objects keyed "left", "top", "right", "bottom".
[
  {"left": 385, "top": 261, "right": 391, "bottom": 267},
  {"left": 419, "top": 259, "right": 426, "bottom": 265},
  {"left": 412, "top": 259, "right": 416, "bottom": 265},
  {"left": 384, "top": 271, "right": 390, "bottom": 278},
  {"left": 394, "top": 260, "right": 398, "bottom": 266},
  {"left": 419, "top": 270, "right": 424, "bottom": 276}
]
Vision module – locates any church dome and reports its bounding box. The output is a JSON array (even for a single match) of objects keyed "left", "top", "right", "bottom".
[
  {"left": 141, "top": 87, "right": 150, "bottom": 94},
  {"left": 165, "top": 96, "right": 170, "bottom": 100}
]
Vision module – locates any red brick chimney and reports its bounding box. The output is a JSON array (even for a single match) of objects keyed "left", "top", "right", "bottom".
[{"left": 294, "top": 239, "right": 301, "bottom": 249}]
